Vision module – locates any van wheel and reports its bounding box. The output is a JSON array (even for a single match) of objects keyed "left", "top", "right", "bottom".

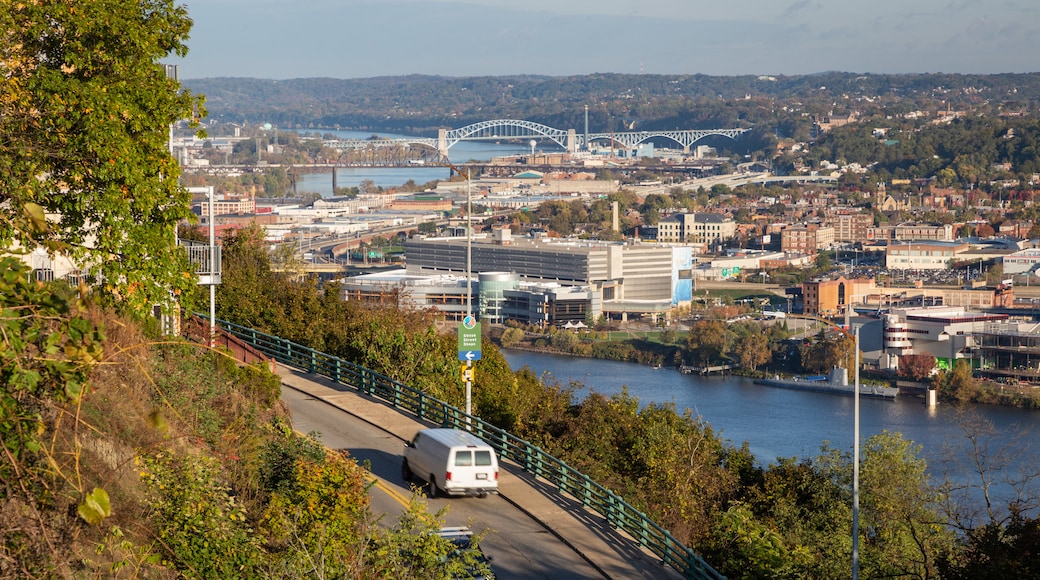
[
  {"left": 427, "top": 476, "right": 439, "bottom": 499},
  {"left": 401, "top": 460, "right": 412, "bottom": 482}
]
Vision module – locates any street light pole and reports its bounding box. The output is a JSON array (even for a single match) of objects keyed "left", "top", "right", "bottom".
[
  {"left": 445, "top": 160, "right": 475, "bottom": 423},
  {"left": 853, "top": 325, "right": 861, "bottom": 579},
  {"left": 465, "top": 165, "right": 473, "bottom": 420},
  {"left": 208, "top": 187, "right": 216, "bottom": 349}
]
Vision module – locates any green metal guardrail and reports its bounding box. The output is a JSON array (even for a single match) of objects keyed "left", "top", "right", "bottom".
[{"left": 214, "top": 318, "right": 724, "bottom": 580}]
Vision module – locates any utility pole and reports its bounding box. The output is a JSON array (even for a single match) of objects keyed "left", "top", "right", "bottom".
[
  {"left": 446, "top": 161, "right": 478, "bottom": 425},
  {"left": 853, "top": 325, "right": 861, "bottom": 579}
]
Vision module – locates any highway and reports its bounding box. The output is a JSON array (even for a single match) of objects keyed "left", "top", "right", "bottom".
[{"left": 280, "top": 385, "right": 610, "bottom": 579}]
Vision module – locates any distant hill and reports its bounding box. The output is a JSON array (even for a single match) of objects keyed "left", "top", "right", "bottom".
[{"left": 183, "top": 72, "right": 1040, "bottom": 136}]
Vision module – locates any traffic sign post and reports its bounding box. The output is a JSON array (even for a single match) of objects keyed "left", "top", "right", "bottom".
[
  {"left": 457, "top": 316, "right": 482, "bottom": 361},
  {"left": 457, "top": 316, "right": 481, "bottom": 426}
]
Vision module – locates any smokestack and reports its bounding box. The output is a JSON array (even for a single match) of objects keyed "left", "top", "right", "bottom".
[
  {"left": 584, "top": 105, "right": 589, "bottom": 152},
  {"left": 612, "top": 201, "right": 619, "bottom": 232}
]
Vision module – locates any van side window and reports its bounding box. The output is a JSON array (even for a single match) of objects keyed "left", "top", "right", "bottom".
[
  {"left": 474, "top": 450, "right": 492, "bottom": 466},
  {"left": 454, "top": 451, "right": 473, "bottom": 466}
]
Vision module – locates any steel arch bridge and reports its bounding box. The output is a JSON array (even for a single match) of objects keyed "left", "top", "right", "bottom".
[
  {"left": 324, "top": 119, "right": 751, "bottom": 158},
  {"left": 584, "top": 128, "right": 750, "bottom": 151},
  {"left": 441, "top": 119, "right": 573, "bottom": 151}
]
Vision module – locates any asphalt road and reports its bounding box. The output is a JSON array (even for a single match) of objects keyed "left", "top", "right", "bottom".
[{"left": 281, "top": 386, "right": 606, "bottom": 579}]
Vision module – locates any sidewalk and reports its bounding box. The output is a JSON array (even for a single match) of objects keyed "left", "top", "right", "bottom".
[{"left": 276, "top": 366, "right": 683, "bottom": 580}]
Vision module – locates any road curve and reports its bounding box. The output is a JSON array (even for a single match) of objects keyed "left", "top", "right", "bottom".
[{"left": 277, "top": 366, "right": 682, "bottom": 580}]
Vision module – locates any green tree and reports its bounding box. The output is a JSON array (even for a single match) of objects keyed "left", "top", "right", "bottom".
[
  {"left": 857, "top": 431, "right": 955, "bottom": 578},
  {"left": 938, "top": 508, "right": 1040, "bottom": 579},
  {"left": 733, "top": 332, "right": 772, "bottom": 372},
  {"left": 0, "top": 0, "right": 205, "bottom": 315},
  {"left": 499, "top": 327, "right": 525, "bottom": 347},
  {"left": 800, "top": 334, "right": 856, "bottom": 375},
  {"left": 936, "top": 360, "right": 979, "bottom": 402},
  {"left": 685, "top": 319, "right": 730, "bottom": 366},
  {"left": 550, "top": 329, "right": 581, "bottom": 352}
]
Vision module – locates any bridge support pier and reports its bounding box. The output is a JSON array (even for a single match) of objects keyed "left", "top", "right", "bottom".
[
  {"left": 437, "top": 128, "right": 448, "bottom": 159},
  {"left": 566, "top": 129, "right": 576, "bottom": 153}
]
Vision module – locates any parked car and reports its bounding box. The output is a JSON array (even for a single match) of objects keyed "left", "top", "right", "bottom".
[{"left": 435, "top": 526, "right": 495, "bottom": 580}]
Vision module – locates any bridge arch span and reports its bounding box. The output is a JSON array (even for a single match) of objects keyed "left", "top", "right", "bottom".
[
  {"left": 588, "top": 128, "right": 751, "bottom": 152},
  {"left": 440, "top": 119, "right": 572, "bottom": 153}
]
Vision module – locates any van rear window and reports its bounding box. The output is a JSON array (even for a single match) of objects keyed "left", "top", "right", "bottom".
[
  {"left": 454, "top": 451, "right": 473, "bottom": 466},
  {"left": 475, "top": 450, "right": 492, "bottom": 466}
]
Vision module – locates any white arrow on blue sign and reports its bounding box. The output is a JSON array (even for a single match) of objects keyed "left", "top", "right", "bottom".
[{"left": 458, "top": 320, "right": 482, "bottom": 361}]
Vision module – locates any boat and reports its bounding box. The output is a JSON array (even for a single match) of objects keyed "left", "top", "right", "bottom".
[{"left": 753, "top": 367, "right": 898, "bottom": 400}]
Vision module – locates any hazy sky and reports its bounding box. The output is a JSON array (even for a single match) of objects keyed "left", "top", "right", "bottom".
[{"left": 174, "top": 0, "right": 1040, "bottom": 79}]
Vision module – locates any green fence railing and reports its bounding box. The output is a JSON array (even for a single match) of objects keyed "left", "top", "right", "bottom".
[{"left": 214, "top": 318, "right": 724, "bottom": 580}]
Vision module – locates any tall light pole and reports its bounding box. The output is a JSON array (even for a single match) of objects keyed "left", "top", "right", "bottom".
[
  {"left": 853, "top": 325, "right": 861, "bottom": 579},
  {"left": 208, "top": 187, "right": 216, "bottom": 349},
  {"left": 445, "top": 161, "right": 475, "bottom": 422},
  {"left": 793, "top": 311, "right": 861, "bottom": 578},
  {"left": 465, "top": 164, "right": 472, "bottom": 420}
]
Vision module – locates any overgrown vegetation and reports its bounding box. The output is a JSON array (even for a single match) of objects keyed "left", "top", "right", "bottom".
[
  {"left": 0, "top": 257, "right": 485, "bottom": 577},
  {"left": 214, "top": 226, "right": 1040, "bottom": 578},
  {"left": 6, "top": 2, "right": 1040, "bottom": 576},
  {"left": 0, "top": 2, "right": 481, "bottom": 577}
]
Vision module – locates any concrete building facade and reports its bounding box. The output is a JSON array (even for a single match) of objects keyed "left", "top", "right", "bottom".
[
  {"left": 402, "top": 235, "right": 691, "bottom": 322},
  {"left": 1002, "top": 248, "right": 1040, "bottom": 275},
  {"left": 885, "top": 241, "right": 970, "bottom": 270},
  {"left": 781, "top": 224, "right": 835, "bottom": 253},
  {"left": 823, "top": 211, "right": 873, "bottom": 243},
  {"left": 867, "top": 223, "right": 955, "bottom": 243},
  {"left": 338, "top": 268, "right": 598, "bottom": 327},
  {"left": 656, "top": 213, "right": 735, "bottom": 245}
]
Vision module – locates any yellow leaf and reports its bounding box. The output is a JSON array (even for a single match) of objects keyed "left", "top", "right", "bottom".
[
  {"left": 77, "top": 487, "right": 112, "bottom": 525},
  {"left": 23, "top": 202, "right": 47, "bottom": 234}
]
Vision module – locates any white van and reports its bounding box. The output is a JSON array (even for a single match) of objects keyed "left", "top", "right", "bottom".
[{"left": 402, "top": 429, "right": 499, "bottom": 498}]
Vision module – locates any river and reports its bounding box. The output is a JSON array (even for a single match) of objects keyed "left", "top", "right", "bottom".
[
  {"left": 294, "top": 129, "right": 565, "bottom": 196},
  {"left": 501, "top": 349, "right": 1040, "bottom": 487}
]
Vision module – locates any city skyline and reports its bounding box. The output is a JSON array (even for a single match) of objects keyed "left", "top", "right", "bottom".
[{"left": 175, "top": 0, "right": 1039, "bottom": 80}]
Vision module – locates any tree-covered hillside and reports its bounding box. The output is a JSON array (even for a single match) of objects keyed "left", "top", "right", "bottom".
[{"left": 184, "top": 72, "right": 1040, "bottom": 138}]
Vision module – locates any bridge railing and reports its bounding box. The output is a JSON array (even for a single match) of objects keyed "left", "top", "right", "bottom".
[{"left": 213, "top": 318, "right": 723, "bottom": 580}]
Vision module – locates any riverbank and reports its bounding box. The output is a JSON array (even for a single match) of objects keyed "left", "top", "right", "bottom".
[{"left": 491, "top": 327, "right": 1040, "bottom": 410}]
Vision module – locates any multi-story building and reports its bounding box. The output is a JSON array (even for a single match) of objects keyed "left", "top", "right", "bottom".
[
  {"left": 402, "top": 229, "right": 692, "bottom": 323},
  {"left": 803, "top": 276, "right": 1013, "bottom": 317},
  {"left": 781, "top": 224, "right": 835, "bottom": 253},
  {"left": 823, "top": 211, "right": 873, "bottom": 243},
  {"left": 867, "top": 222, "right": 954, "bottom": 243},
  {"left": 338, "top": 269, "right": 597, "bottom": 326},
  {"left": 656, "top": 212, "right": 735, "bottom": 245},
  {"left": 192, "top": 193, "right": 256, "bottom": 216},
  {"left": 801, "top": 276, "right": 877, "bottom": 317},
  {"left": 881, "top": 307, "right": 1008, "bottom": 372},
  {"left": 1002, "top": 248, "right": 1040, "bottom": 274},
  {"left": 974, "top": 321, "right": 1040, "bottom": 382},
  {"left": 885, "top": 240, "right": 969, "bottom": 270}
]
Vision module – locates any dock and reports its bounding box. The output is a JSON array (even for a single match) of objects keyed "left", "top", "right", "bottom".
[
  {"left": 752, "top": 366, "right": 898, "bottom": 400},
  {"left": 679, "top": 364, "right": 734, "bottom": 375},
  {"left": 753, "top": 377, "right": 898, "bottom": 400}
]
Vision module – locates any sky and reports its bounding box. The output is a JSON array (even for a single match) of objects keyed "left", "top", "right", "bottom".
[{"left": 173, "top": 0, "right": 1040, "bottom": 80}]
